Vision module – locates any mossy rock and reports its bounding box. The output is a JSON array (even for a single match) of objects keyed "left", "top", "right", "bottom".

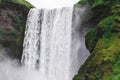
[
  {"left": 77, "top": 0, "right": 120, "bottom": 23},
  {"left": 85, "top": 28, "right": 100, "bottom": 52},
  {"left": 78, "top": 0, "right": 120, "bottom": 8},
  {"left": 85, "top": 14, "right": 117, "bottom": 52},
  {"left": 73, "top": 32, "right": 120, "bottom": 80},
  {"left": 73, "top": 3, "right": 120, "bottom": 79},
  {"left": 112, "top": 4, "right": 120, "bottom": 14},
  {"left": 98, "top": 14, "right": 116, "bottom": 31},
  {"left": 112, "top": 15, "right": 120, "bottom": 32}
]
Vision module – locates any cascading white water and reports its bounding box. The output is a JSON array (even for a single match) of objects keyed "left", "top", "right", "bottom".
[
  {"left": 21, "top": 9, "right": 40, "bottom": 68},
  {"left": 21, "top": 5, "right": 90, "bottom": 80},
  {"left": 40, "top": 8, "right": 73, "bottom": 80},
  {"left": 21, "top": 7, "right": 73, "bottom": 80}
]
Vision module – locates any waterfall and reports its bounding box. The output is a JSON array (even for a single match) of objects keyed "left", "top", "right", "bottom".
[{"left": 21, "top": 6, "right": 90, "bottom": 80}]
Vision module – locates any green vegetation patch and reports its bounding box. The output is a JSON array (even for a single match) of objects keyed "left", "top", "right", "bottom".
[
  {"left": 0, "top": 0, "right": 34, "bottom": 8},
  {"left": 73, "top": 3, "right": 120, "bottom": 80},
  {"left": 78, "top": 0, "right": 120, "bottom": 8}
]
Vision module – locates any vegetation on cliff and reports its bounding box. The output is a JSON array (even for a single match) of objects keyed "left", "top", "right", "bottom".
[
  {"left": 73, "top": 0, "right": 120, "bottom": 80},
  {"left": 0, "top": 0, "right": 34, "bottom": 8},
  {"left": 0, "top": 0, "right": 33, "bottom": 59}
]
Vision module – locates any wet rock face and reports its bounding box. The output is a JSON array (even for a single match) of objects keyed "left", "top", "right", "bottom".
[
  {"left": 0, "top": 9, "right": 17, "bottom": 30},
  {"left": 0, "top": 9, "right": 21, "bottom": 58},
  {"left": 0, "top": 9, "right": 18, "bottom": 47},
  {"left": 0, "top": 1, "right": 33, "bottom": 59}
]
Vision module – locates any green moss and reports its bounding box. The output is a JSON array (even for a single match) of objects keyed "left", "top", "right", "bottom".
[
  {"left": 78, "top": 0, "right": 120, "bottom": 8},
  {"left": 77, "top": 0, "right": 120, "bottom": 23},
  {"left": 10, "top": 14, "right": 21, "bottom": 26},
  {"left": 92, "top": 0, "right": 119, "bottom": 8},
  {"left": 85, "top": 29, "right": 98, "bottom": 52},
  {"left": 12, "top": 0, "right": 34, "bottom": 8},
  {"left": 74, "top": 32, "right": 120, "bottom": 80},
  {"left": 92, "top": 0, "right": 108, "bottom": 7},
  {"left": 73, "top": 5, "right": 120, "bottom": 79},
  {"left": 112, "top": 15, "right": 120, "bottom": 32},
  {"left": 109, "top": 51, "right": 120, "bottom": 80},
  {"left": 112, "top": 5, "right": 120, "bottom": 14},
  {"left": 0, "top": 0, "right": 34, "bottom": 8},
  {"left": 85, "top": 14, "right": 117, "bottom": 52},
  {"left": 99, "top": 15, "right": 116, "bottom": 31}
]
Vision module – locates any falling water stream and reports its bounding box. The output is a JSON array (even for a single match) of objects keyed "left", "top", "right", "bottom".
[
  {"left": 21, "top": 5, "right": 90, "bottom": 80},
  {"left": 0, "top": 0, "right": 92, "bottom": 80},
  {"left": 21, "top": 7, "right": 73, "bottom": 80}
]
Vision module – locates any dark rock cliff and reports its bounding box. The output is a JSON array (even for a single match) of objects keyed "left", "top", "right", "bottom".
[{"left": 0, "top": 0, "right": 33, "bottom": 59}]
